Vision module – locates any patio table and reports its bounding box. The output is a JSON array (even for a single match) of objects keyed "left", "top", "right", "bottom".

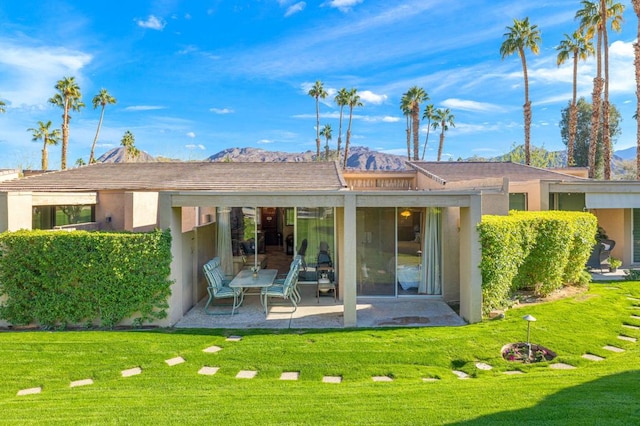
[{"left": 228, "top": 269, "right": 278, "bottom": 296}]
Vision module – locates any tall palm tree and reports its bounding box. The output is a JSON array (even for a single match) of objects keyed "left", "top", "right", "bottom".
[
  {"left": 421, "top": 103, "right": 435, "bottom": 160},
  {"left": 633, "top": 0, "right": 640, "bottom": 179},
  {"left": 120, "top": 130, "right": 140, "bottom": 162},
  {"left": 556, "top": 29, "right": 594, "bottom": 166},
  {"left": 320, "top": 124, "right": 332, "bottom": 161},
  {"left": 500, "top": 17, "right": 541, "bottom": 166},
  {"left": 90, "top": 88, "right": 117, "bottom": 164},
  {"left": 0, "top": 98, "right": 6, "bottom": 113},
  {"left": 28, "top": 120, "right": 61, "bottom": 171},
  {"left": 400, "top": 94, "right": 412, "bottom": 160},
  {"left": 334, "top": 88, "right": 349, "bottom": 162},
  {"left": 343, "top": 88, "right": 362, "bottom": 170},
  {"left": 431, "top": 108, "right": 455, "bottom": 162},
  {"left": 49, "top": 76, "right": 85, "bottom": 170},
  {"left": 308, "top": 80, "right": 328, "bottom": 159},
  {"left": 400, "top": 87, "right": 428, "bottom": 160}
]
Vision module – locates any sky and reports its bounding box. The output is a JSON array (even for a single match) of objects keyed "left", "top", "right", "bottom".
[{"left": 0, "top": 0, "right": 638, "bottom": 169}]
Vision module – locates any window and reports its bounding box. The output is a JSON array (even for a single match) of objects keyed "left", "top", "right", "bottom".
[
  {"left": 32, "top": 205, "right": 95, "bottom": 230},
  {"left": 549, "top": 193, "right": 585, "bottom": 211},
  {"left": 509, "top": 193, "right": 527, "bottom": 211}
]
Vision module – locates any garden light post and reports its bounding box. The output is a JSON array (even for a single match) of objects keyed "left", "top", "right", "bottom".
[{"left": 523, "top": 314, "right": 536, "bottom": 359}]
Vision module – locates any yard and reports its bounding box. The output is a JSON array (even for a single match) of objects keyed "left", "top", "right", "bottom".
[{"left": 1, "top": 281, "right": 638, "bottom": 424}]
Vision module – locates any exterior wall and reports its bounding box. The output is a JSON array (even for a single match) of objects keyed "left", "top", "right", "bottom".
[
  {"left": 0, "top": 170, "right": 20, "bottom": 182},
  {"left": 195, "top": 223, "right": 216, "bottom": 304},
  {"left": 125, "top": 192, "right": 159, "bottom": 232},
  {"left": 510, "top": 180, "right": 543, "bottom": 211},
  {"left": 592, "top": 208, "right": 625, "bottom": 262},
  {"left": 441, "top": 207, "right": 460, "bottom": 304},
  {"left": 481, "top": 192, "right": 509, "bottom": 215},
  {"left": 416, "top": 173, "right": 445, "bottom": 190},
  {"left": 97, "top": 191, "right": 126, "bottom": 231},
  {"left": 0, "top": 192, "right": 33, "bottom": 232}
]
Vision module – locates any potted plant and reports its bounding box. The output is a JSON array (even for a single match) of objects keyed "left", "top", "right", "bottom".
[{"left": 609, "top": 257, "right": 622, "bottom": 272}]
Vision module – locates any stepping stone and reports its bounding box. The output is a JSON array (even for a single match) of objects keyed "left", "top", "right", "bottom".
[
  {"left": 605, "top": 287, "right": 620, "bottom": 290},
  {"left": 280, "top": 372, "right": 299, "bottom": 381},
  {"left": 322, "top": 376, "right": 342, "bottom": 383},
  {"left": 235, "top": 370, "right": 257, "bottom": 379},
  {"left": 70, "top": 379, "right": 94, "bottom": 387},
  {"left": 198, "top": 366, "right": 219, "bottom": 376},
  {"left": 121, "top": 367, "right": 142, "bottom": 377},
  {"left": 372, "top": 376, "right": 393, "bottom": 382},
  {"left": 618, "top": 335, "right": 638, "bottom": 343},
  {"left": 603, "top": 345, "right": 625, "bottom": 353},
  {"left": 17, "top": 387, "right": 42, "bottom": 396},
  {"left": 622, "top": 324, "right": 640, "bottom": 330},
  {"left": 503, "top": 370, "right": 524, "bottom": 375},
  {"left": 165, "top": 356, "right": 185, "bottom": 366},
  {"left": 475, "top": 362, "right": 492, "bottom": 371},
  {"left": 452, "top": 370, "right": 469, "bottom": 379},
  {"left": 550, "top": 363, "right": 576, "bottom": 370},
  {"left": 631, "top": 315, "right": 640, "bottom": 320},
  {"left": 582, "top": 354, "right": 605, "bottom": 361},
  {"left": 627, "top": 296, "right": 640, "bottom": 301},
  {"left": 203, "top": 345, "right": 223, "bottom": 353},
  {"left": 422, "top": 377, "right": 440, "bottom": 382},
  {"left": 226, "top": 336, "right": 243, "bottom": 342}
]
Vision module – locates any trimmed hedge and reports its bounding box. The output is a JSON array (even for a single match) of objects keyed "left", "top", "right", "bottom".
[
  {"left": 478, "top": 211, "right": 597, "bottom": 315},
  {"left": 0, "top": 229, "right": 172, "bottom": 328}
]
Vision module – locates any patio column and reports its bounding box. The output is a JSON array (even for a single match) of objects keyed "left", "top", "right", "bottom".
[
  {"left": 158, "top": 193, "right": 184, "bottom": 326},
  {"left": 459, "top": 194, "right": 482, "bottom": 323},
  {"left": 342, "top": 193, "right": 357, "bottom": 327}
]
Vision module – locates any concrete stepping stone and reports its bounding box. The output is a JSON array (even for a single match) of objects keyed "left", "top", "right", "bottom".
[
  {"left": 582, "top": 354, "right": 605, "bottom": 361},
  {"left": 198, "top": 366, "right": 219, "bottom": 376},
  {"left": 280, "top": 372, "right": 299, "bottom": 381},
  {"left": 372, "top": 375, "right": 393, "bottom": 382},
  {"left": 165, "top": 356, "right": 185, "bottom": 366},
  {"left": 631, "top": 315, "right": 640, "bottom": 320},
  {"left": 503, "top": 370, "right": 524, "bottom": 375},
  {"left": 422, "top": 377, "right": 440, "bottom": 382},
  {"left": 475, "top": 362, "right": 492, "bottom": 371},
  {"left": 622, "top": 324, "right": 640, "bottom": 330},
  {"left": 121, "top": 367, "right": 142, "bottom": 377},
  {"left": 226, "top": 336, "right": 243, "bottom": 342},
  {"left": 203, "top": 345, "right": 222, "bottom": 353},
  {"left": 550, "top": 363, "right": 576, "bottom": 370},
  {"left": 603, "top": 345, "right": 625, "bottom": 353},
  {"left": 618, "top": 335, "right": 637, "bottom": 343},
  {"left": 236, "top": 370, "right": 257, "bottom": 379},
  {"left": 70, "top": 379, "right": 94, "bottom": 387},
  {"left": 452, "top": 370, "right": 469, "bottom": 379},
  {"left": 627, "top": 296, "right": 640, "bottom": 302},
  {"left": 17, "top": 387, "right": 42, "bottom": 396},
  {"left": 322, "top": 376, "right": 342, "bottom": 383}
]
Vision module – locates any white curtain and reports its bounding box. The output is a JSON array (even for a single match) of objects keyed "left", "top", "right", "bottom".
[
  {"left": 217, "top": 207, "right": 234, "bottom": 276},
  {"left": 420, "top": 208, "right": 441, "bottom": 294}
]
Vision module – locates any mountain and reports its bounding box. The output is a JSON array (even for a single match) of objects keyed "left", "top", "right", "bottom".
[
  {"left": 97, "top": 147, "right": 156, "bottom": 163},
  {"left": 207, "top": 146, "right": 409, "bottom": 170},
  {"left": 613, "top": 146, "right": 636, "bottom": 161}
]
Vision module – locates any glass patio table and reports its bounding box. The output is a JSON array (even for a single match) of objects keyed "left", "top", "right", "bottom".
[{"left": 228, "top": 269, "right": 278, "bottom": 296}]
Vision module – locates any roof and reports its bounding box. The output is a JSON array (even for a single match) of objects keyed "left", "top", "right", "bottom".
[
  {"left": 0, "top": 162, "right": 348, "bottom": 192},
  {"left": 408, "top": 161, "right": 585, "bottom": 185}
]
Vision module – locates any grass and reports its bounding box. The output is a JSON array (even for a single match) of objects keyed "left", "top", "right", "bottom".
[{"left": 1, "top": 281, "right": 639, "bottom": 424}]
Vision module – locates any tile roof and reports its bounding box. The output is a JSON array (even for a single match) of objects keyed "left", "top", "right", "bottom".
[
  {"left": 0, "top": 162, "right": 348, "bottom": 192},
  {"left": 408, "top": 161, "right": 585, "bottom": 185}
]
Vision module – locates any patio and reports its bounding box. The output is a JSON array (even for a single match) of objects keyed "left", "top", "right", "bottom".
[{"left": 174, "top": 284, "right": 466, "bottom": 329}]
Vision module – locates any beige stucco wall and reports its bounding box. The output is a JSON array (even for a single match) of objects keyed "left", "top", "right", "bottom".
[
  {"left": 97, "top": 191, "right": 126, "bottom": 231},
  {"left": 125, "top": 192, "right": 159, "bottom": 232},
  {"left": 441, "top": 207, "right": 460, "bottom": 304},
  {"left": 0, "top": 192, "right": 33, "bottom": 232},
  {"left": 591, "top": 208, "right": 625, "bottom": 263},
  {"left": 510, "top": 180, "right": 543, "bottom": 211}
]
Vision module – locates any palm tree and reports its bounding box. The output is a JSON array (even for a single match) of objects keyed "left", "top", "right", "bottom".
[
  {"left": 120, "top": 130, "right": 140, "bottom": 162},
  {"left": 0, "top": 98, "right": 6, "bottom": 113},
  {"left": 90, "top": 88, "right": 117, "bottom": 164},
  {"left": 556, "top": 29, "right": 594, "bottom": 166},
  {"left": 49, "top": 76, "right": 85, "bottom": 170},
  {"left": 308, "top": 80, "right": 328, "bottom": 159},
  {"left": 343, "top": 88, "right": 362, "bottom": 170},
  {"left": 500, "top": 17, "right": 541, "bottom": 166},
  {"left": 400, "top": 87, "right": 428, "bottom": 160},
  {"left": 28, "top": 120, "right": 61, "bottom": 170},
  {"left": 432, "top": 108, "right": 455, "bottom": 161},
  {"left": 334, "top": 88, "right": 349, "bottom": 163},
  {"left": 320, "top": 124, "right": 332, "bottom": 161},
  {"left": 421, "top": 104, "right": 435, "bottom": 160},
  {"left": 400, "top": 94, "right": 412, "bottom": 160},
  {"left": 633, "top": 0, "right": 640, "bottom": 179}
]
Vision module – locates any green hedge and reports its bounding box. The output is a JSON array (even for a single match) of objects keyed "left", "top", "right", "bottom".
[
  {"left": 478, "top": 211, "right": 596, "bottom": 315},
  {"left": 0, "top": 229, "right": 172, "bottom": 329}
]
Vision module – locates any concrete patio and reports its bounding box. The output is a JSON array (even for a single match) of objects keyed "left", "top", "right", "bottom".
[{"left": 174, "top": 283, "right": 466, "bottom": 329}]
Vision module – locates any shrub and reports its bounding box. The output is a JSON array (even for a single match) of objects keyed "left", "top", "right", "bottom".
[{"left": 0, "top": 229, "right": 172, "bottom": 328}]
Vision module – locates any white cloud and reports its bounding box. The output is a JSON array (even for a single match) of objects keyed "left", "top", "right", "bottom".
[
  {"left": 186, "top": 131, "right": 196, "bottom": 138},
  {"left": 124, "top": 105, "right": 166, "bottom": 111},
  {"left": 210, "top": 107, "right": 234, "bottom": 114},
  {"left": 359, "top": 90, "right": 388, "bottom": 105},
  {"left": 257, "top": 139, "right": 274, "bottom": 144},
  {"left": 185, "top": 143, "right": 205, "bottom": 150},
  {"left": 382, "top": 116, "right": 400, "bottom": 123},
  {"left": 441, "top": 98, "right": 505, "bottom": 113},
  {"left": 136, "top": 15, "right": 166, "bottom": 30},
  {"left": 324, "top": 0, "right": 363, "bottom": 12},
  {"left": 285, "top": 2, "right": 306, "bottom": 17}
]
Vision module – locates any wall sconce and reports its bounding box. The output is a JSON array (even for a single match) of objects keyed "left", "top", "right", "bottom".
[{"left": 400, "top": 209, "right": 411, "bottom": 218}]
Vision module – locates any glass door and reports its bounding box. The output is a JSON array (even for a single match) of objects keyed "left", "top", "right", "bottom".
[{"left": 356, "top": 207, "right": 396, "bottom": 296}]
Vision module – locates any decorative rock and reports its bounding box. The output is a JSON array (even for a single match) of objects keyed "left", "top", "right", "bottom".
[
  {"left": 70, "top": 379, "right": 94, "bottom": 387},
  {"left": 17, "top": 387, "right": 42, "bottom": 396},
  {"left": 488, "top": 310, "right": 505, "bottom": 319},
  {"left": 198, "top": 366, "right": 219, "bottom": 376},
  {"left": 322, "top": 376, "right": 342, "bottom": 383},
  {"left": 618, "top": 335, "right": 637, "bottom": 343},
  {"left": 475, "top": 362, "right": 493, "bottom": 371},
  {"left": 235, "top": 370, "right": 257, "bottom": 379},
  {"left": 603, "top": 345, "right": 625, "bottom": 353},
  {"left": 226, "top": 336, "right": 243, "bottom": 342},
  {"left": 203, "top": 346, "right": 223, "bottom": 353},
  {"left": 372, "top": 376, "right": 393, "bottom": 382},
  {"left": 550, "top": 363, "right": 576, "bottom": 370},
  {"left": 452, "top": 370, "right": 469, "bottom": 379},
  {"left": 121, "top": 367, "right": 142, "bottom": 377},
  {"left": 165, "top": 356, "right": 185, "bottom": 366},
  {"left": 581, "top": 354, "right": 605, "bottom": 361}
]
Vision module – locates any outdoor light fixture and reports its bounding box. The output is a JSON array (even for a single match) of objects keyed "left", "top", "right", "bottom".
[
  {"left": 400, "top": 209, "right": 411, "bottom": 218},
  {"left": 523, "top": 314, "right": 537, "bottom": 358}
]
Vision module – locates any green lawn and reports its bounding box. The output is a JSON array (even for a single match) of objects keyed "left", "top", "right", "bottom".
[{"left": 1, "top": 281, "right": 639, "bottom": 425}]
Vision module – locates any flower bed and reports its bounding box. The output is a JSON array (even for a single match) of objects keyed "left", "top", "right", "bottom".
[{"left": 501, "top": 342, "right": 557, "bottom": 363}]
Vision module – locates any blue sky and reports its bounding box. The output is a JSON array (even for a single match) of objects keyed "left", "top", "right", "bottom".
[{"left": 0, "top": 0, "right": 637, "bottom": 169}]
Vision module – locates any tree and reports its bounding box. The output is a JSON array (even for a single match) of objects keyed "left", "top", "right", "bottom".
[
  {"left": 556, "top": 29, "right": 594, "bottom": 166},
  {"left": 502, "top": 143, "right": 561, "bottom": 168},
  {"left": 0, "top": 98, "right": 6, "bottom": 113},
  {"left": 400, "top": 95, "right": 412, "bottom": 160},
  {"left": 400, "top": 86, "right": 428, "bottom": 160},
  {"left": 559, "top": 98, "right": 621, "bottom": 177},
  {"left": 49, "top": 76, "right": 85, "bottom": 170},
  {"left": 334, "top": 88, "right": 349, "bottom": 163},
  {"left": 90, "top": 88, "right": 117, "bottom": 164},
  {"left": 28, "top": 120, "right": 61, "bottom": 170},
  {"left": 320, "top": 124, "right": 332, "bottom": 161},
  {"left": 634, "top": 0, "right": 640, "bottom": 179},
  {"left": 308, "top": 80, "right": 328, "bottom": 159},
  {"left": 120, "top": 130, "right": 140, "bottom": 162},
  {"left": 421, "top": 104, "right": 435, "bottom": 160},
  {"left": 75, "top": 158, "right": 86, "bottom": 167},
  {"left": 432, "top": 108, "right": 455, "bottom": 161},
  {"left": 343, "top": 88, "right": 362, "bottom": 170},
  {"left": 500, "top": 17, "right": 541, "bottom": 166}
]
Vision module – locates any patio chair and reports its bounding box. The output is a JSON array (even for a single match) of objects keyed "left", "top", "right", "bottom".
[
  {"left": 274, "top": 255, "right": 303, "bottom": 303},
  {"left": 203, "top": 257, "right": 243, "bottom": 315},
  {"left": 261, "top": 257, "right": 301, "bottom": 315},
  {"left": 316, "top": 242, "right": 337, "bottom": 302}
]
